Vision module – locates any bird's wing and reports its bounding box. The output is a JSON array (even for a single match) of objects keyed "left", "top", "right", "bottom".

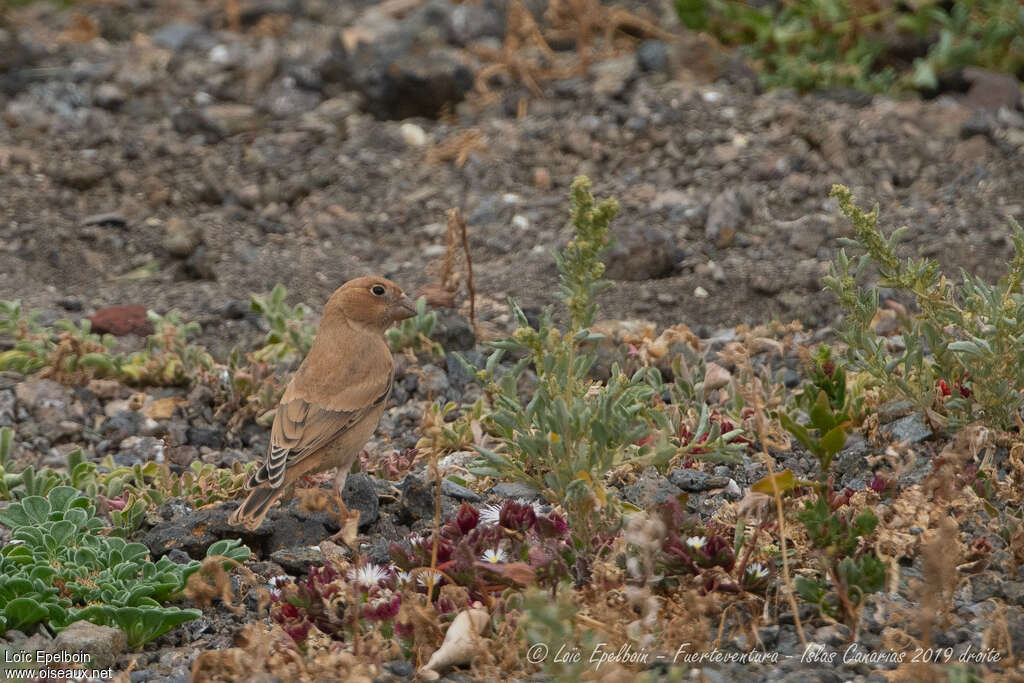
[{"left": 250, "top": 370, "right": 393, "bottom": 489}]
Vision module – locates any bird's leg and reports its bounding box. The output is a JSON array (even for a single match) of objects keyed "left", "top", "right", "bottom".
[{"left": 328, "top": 469, "right": 360, "bottom": 546}]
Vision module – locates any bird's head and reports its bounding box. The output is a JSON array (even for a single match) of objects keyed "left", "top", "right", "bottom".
[{"left": 324, "top": 276, "right": 417, "bottom": 333}]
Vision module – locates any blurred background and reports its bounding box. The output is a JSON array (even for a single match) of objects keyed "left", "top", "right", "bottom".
[{"left": 0, "top": 0, "right": 1021, "bottom": 348}]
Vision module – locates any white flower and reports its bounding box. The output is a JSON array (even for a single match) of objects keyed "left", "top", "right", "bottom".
[
  {"left": 481, "top": 548, "right": 507, "bottom": 564},
  {"left": 515, "top": 498, "right": 545, "bottom": 515},
  {"left": 396, "top": 571, "right": 413, "bottom": 585},
  {"left": 745, "top": 562, "right": 769, "bottom": 580},
  {"left": 479, "top": 503, "right": 503, "bottom": 526},
  {"left": 347, "top": 563, "right": 389, "bottom": 588},
  {"left": 416, "top": 569, "right": 444, "bottom": 588},
  {"left": 267, "top": 575, "right": 290, "bottom": 598},
  {"left": 685, "top": 536, "right": 707, "bottom": 551}
]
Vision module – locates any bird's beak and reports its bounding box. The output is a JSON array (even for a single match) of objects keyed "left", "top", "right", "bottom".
[{"left": 395, "top": 295, "right": 417, "bottom": 320}]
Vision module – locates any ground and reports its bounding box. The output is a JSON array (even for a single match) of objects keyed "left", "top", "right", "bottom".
[{"left": 1, "top": 0, "right": 1021, "bottom": 345}]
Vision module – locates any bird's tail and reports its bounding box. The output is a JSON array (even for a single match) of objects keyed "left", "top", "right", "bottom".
[{"left": 229, "top": 486, "right": 281, "bottom": 530}]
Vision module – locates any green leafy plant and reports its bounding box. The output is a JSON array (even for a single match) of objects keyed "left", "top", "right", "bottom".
[
  {"left": 769, "top": 335, "right": 883, "bottom": 630},
  {"left": 0, "top": 307, "right": 125, "bottom": 382},
  {"left": 0, "top": 302, "right": 213, "bottom": 387},
  {"left": 386, "top": 297, "right": 443, "bottom": 355},
  {"left": 825, "top": 184, "right": 1024, "bottom": 431},
  {"left": 0, "top": 447, "right": 253, "bottom": 537},
  {"left": 779, "top": 389, "right": 850, "bottom": 477},
  {"left": 466, "top": 177, "right": 668, "bottom": 546},
  {"left": 675, "top": 0, "right": 1024, "bottom": 93},
  {"left": 118, "top": 310, "right": 214, "bottom": 386},
  {"left": 250, "top": 284, "right": 316, "bottom": 363},
  {"left": 794, "top": 496, "right": 885, "bottom": 626},
  {"left": 0, "top": 486, "right": 250, "bottom": 646}
]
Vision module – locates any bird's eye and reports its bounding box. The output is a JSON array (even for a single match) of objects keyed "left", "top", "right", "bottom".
[{"left": 371, "top": 285, "right": 386, "bottom": 296}]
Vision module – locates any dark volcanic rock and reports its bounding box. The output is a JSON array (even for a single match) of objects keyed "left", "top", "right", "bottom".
[
  {"left": 603, "top": 224, "right": 679, "bottom": 281},
  {"left": 144, "top": 506, "right": 266, "bottom": 559},
  {"left": 186, "top": 426, "right": 224, "bottom": 449},
  {"left": 619, "top": 468, "right": 683, "bottom": 507},
  {"left": 321, "top": 35, "right": 473, "bottom": 120},
  {"left": 342, "top": 473, "right": 380, "bottom": 530},
  {"left": 433, "top": 312, "right": 476, "bottom": 351}
]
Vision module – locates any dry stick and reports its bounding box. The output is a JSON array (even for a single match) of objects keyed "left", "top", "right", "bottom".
[
  {"left": 456, "top": 209, "right": 477, "bottom": 332},
  {"left": 741, "top": 352, "right": 808, "bottom": 649},
  {"left": 427, "top": 450, "right": 442, "bottom": 604}
]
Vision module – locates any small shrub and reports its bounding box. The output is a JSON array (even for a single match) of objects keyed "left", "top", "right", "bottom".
[
  {"left": 825, "top": 184, "right": 1024, "bottom": 431},
  {"left": 467, "top": 177, "right": 669, "bottom": 546},
  {"left": 794, "top": 496, "right": 885, "bottom": 625},
  {"left": 250, "top": 284, "right": 316, "bottom": 363}
]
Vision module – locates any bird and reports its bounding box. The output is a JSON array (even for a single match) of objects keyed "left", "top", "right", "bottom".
[{"left": 229, "top": 276, "right": 416, "bottom": 533}]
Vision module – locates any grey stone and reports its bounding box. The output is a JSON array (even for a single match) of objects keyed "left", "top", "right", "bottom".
[
  {"left": 81, "top": 213, "right": 126, "bottom": 229},
  {"left": 100, "top": 410, "right": 142, "bottom": 440},
  {"left": 270, "top": 546, "right": 327, "bottom": 575},
  {"left": 668, "top": 468, "right": 711, "bottom": 492},
  {"left": 636, "top": 40, "right": 669, "bottom": 73},
  {"left": 0, "top": 389, "right": 16, "bottom": 426},
  {"left": 879, "top": 413, "right": 932, "bottom": 444},
  {"left": 619, "top": 468, "right": 682, "bottom": 508},
  {"left": 58, "top": 162, "right": 108, "bottom": 190},
  {"left": 163, "top": 217, "right": 202, "bottom": 257},
  {"left": 342, "top": 473, "right": 379, "bottom": 529},
  {"left": 1003, "top": 581, "right": 1024, "bottom": 606},
  {"left": 93, "top": 83, "right": 126, "bottom": 111},
  {"left": 875, "top": 400, "right": 915, "bottom": 424},
  {"left": 442, "top": 478, "right": 482, "bottom": 502},
  {"left": 433, "top": 312, "right": 476, "bottom": 351},
  {"left": 603, "top": 224, "right": 679, "bottom": 281},
  {"left": 489, "top": 482, "right": 541, "bottom": 500},
  {"left": 781, "top": 214, "right": 833, "bottom": 254},
  {"left": 591, "top": 55, "right": 636, "bottom": 97},
  {"left": 172, "top": 104, "right": 261, "bottom": 141},
  {"left": 322, "top": 35, "right": 473, "bottom": 120},
  {"left": 52, "top": 621, "right": 126, "bottom": 669},
  {"left": 186, "top": 426, "right": 224, "bottom": 449},
  {"left": 183, "top": 245, "right": 217, "bottom": 281},
  {"left": 705, "top": 189, "right": 752, "bottom": 248},
  {"left": 145, "top": 506, "right": 269, "bottom": 559},
  {"left": 395, "top": 474, "right": 436, "bottom": 526},
  {"left": 266, "top": 505, "right": 336, "bottom": 552},
  {"left": 968, "top": 572, "right": 1001, "bottom": 601},
  {"left": 448, "top": 2, "right": 503, "bottom": 46},
  {"left": 152, "top": 22, "right": 205, "bottom": 51},
  {"left": 445, "top": 351, "right": 482, "bottom": 389},
  {"left": 115, "top": 435, "right": 165, "bottom": 465},
  {"left": 417, "top": 364, "right": 450, "bottom": 396},
  {"left": 963, "top": 67, "right": 1022, "bottom": 111}
]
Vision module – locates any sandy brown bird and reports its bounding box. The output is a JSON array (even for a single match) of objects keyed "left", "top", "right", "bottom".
[{"left": 229, "top": 276, "right": 416, "bottom": 532}]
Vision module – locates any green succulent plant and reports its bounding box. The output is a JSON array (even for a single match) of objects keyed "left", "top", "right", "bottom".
[{"left": 0, "top": 486, "right": 250, "bottom": 647}]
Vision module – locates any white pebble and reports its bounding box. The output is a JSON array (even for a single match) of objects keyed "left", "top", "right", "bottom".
[
  {"left": 209, "top": 45, "right": 231, "bottom": 65},
  {"left": 400, "top": 123, "right": 427, "bottom": 147},
  {"left": 694, "top": 286, "right": 709, "bottom": 298}
]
